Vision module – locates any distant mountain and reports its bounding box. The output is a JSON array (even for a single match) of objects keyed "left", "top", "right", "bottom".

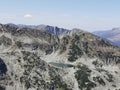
[
  {"left": 93, "top": 28, "right": 120, "bottom": 46},
  {"left": 6, "top": 23, "right": 83, "bottom": 36}
]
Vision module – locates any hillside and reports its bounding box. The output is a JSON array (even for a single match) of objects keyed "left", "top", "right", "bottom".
[{"left": 0, "top": 23, "right": 120, "bottom": 90}]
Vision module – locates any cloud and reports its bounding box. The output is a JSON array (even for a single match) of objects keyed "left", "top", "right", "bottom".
[{"left": 24, "top": 14, "right": 32, "bottom": 18}]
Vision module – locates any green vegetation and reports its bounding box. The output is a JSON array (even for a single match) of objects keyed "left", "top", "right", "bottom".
[
  {"left": 105, "top": 73, "right": 113, "bottom": 82},
  {"left": 60, "top": 36, "right": 69, "bottom": 53},
  {"left": 16, "top": 41, "right": 23, "bottom": 48},
  {"left": 92, "top": 60, "right": 103, "bottom": 68},
  {"left": 68, "top": 43, "right": 83, "bottom": 62},
  {"left": 93, "top": 76, "right": 105, "bottom": 86},
  {"left": 75, "top": 65, "right": 96, "bottom": 90},
  {"left": 49, "top": 67, "right": 71, "bottom": 90},
  {"left": 0, "top": 35, "right": 12, "bottom": 46}
]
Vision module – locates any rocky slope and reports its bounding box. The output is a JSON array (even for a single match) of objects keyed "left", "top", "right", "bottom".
[
  {"left": 93, "top": 28, "right": 120, "bottom": 46},
  {"left": 0, "top": 23, "right": 120, "bottom": 90}
]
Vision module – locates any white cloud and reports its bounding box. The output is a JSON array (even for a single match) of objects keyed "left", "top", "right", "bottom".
[{"left": 24, "top": 14, "right": 32, "bottom": 18}]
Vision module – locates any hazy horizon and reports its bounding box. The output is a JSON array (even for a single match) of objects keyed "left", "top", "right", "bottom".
[{"left": 0, "top": 0, "right": 120, "bottom": 31}]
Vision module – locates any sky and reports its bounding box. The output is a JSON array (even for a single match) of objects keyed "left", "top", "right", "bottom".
[{"left": 0, "top": 0, "right": 120, "bottom": 31}]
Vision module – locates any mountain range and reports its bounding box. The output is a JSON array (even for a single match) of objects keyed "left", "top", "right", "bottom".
[
  {"left": 0, "top": 23, "right": 120, "bottom": 90},
  {"left": 6, "top": 23, "right": 83, "bottom": 36},
  {"left": 93, "top": 28, "right": 120, "bottom": 47}
]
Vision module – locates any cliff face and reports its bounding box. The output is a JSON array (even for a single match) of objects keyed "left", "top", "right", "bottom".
[{"left": 0, "top": 24, "right": 120, "bottom": 90}]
